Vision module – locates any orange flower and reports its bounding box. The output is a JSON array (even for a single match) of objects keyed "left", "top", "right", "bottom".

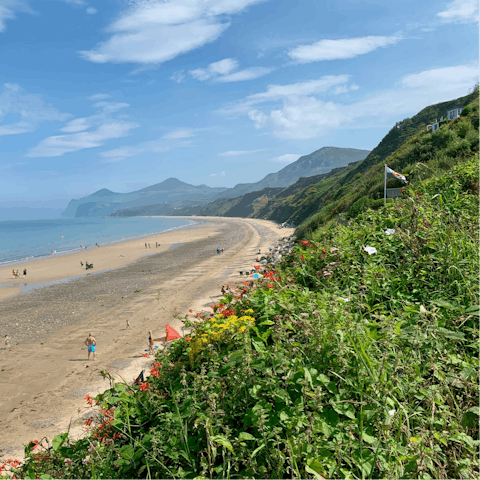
[
  {"left": 139, "top": 382, "right": 149, "bottom": 392},
  {"left": 267, "top": 284, "right": 273, "bottom": 288}
]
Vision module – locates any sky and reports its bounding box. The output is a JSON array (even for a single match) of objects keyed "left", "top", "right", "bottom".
[{"left": 0, "top": 0, "right": 478, "bottom": 219}]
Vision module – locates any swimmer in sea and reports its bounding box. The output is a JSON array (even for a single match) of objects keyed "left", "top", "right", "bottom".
[{"left": 84, "top": 333, "right": 96, "bottom": 360}]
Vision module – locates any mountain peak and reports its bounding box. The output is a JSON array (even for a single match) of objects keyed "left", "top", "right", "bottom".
[{"left": 92, "top": 188, "right": 116, "bottom": 197}]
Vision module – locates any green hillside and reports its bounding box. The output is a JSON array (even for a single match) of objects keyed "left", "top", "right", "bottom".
[
  {"left": 15, "top": 120, "right": 479, "bottom": 479},
  {"left": 294, "top": 90, "right": 478, "bottom": 237}
]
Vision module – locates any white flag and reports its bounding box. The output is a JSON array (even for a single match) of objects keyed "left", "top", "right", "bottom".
[{"left": 385, "top": 165, "right": 407, "bottom": 183}]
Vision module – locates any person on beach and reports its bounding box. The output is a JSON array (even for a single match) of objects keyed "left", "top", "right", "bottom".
[
  {"left": 80, "top": 259, "right": 83, "bottom": 267},
  {"left": 126, "top": 319, "right": 131, "bottom": 331},
  {"left": 12, "top": 269, "right": 15, "bottom": 278},
  {"left": 148, "top": 243, "right": 151, "bottom": 248},
  {"left": 145, "top": 242, "right": 147, "bottom": 249},
  {"left": 148, "top": 330, "right": 154, "bottom": 356},
  {"left": 23, "top": 268, "right": 27, "bottom": 276},
  {"left": 15, "top": 270, "right": 19, "bottom": 277},
  {"left": 4, "top": 335, "right": 10, "bottom": 350},
  {"left": 221, "top": 285, "right": 226, "bottom": 295},
  {"left": 85, "top": 333, "right": 96, "bottom": 360}
]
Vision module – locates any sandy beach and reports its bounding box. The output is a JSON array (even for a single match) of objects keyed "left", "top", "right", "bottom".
[{"left": 0, "top": 216, "right": 293, "bottom": 462}]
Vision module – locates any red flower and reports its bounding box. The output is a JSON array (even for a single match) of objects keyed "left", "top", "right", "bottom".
[
  {"left": 227, "top": 283, "right": 231, "bottom": 287},
  {"left": 143, "top": 353, "right": 149, "bottom": 358},
  {"left": 301, "top": 240, "right": 309, "bottom": 245},
  {"left": 322, "top": 249, "right": 326, "bottom": 253},
  {"left": 150, "top": 369, "right": 159, "bottom": 377},
  {"left": 300, "top": 255, "right": 305, "bottom": 261},
  {"left": 139, "top": 382, "right": 149, "bottom": 392},
  {"left": 267, "top": 284, "right": 273, "bottom": 288},
  {"left": 85, "top": 395, "right": 93, "bottom": 405},
  {"left": 243, "top": 281, "right": 249, "bottom": 286},
  {"left": 189, "top": 309, "right": 193, "bottom": 313},
  {"left": 254, "top": 265, "right": 261, "bottom": 270}
]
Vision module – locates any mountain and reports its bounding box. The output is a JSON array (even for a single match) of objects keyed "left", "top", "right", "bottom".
[
  {"left": 61, "top": 178, "right": 228, "bottom": 218},
  {"left": 212, "top": 147, "right": 370, "bottom": 199}
]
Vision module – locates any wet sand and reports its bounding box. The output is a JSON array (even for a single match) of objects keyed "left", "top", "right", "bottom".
[{"left": 0, "top": 217, "right": 293, "bottom": 462}]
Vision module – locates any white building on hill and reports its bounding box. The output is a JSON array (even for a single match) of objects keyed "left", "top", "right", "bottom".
[{"left": 447, "top": 107, "right": 463, "bottom": 120}]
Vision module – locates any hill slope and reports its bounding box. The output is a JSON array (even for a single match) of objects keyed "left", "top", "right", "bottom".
[{"left": 213, "top": 147, "right": 370, "bottom": 199}]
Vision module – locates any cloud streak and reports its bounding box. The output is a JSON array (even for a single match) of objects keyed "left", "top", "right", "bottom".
[
  {"left": 0, "top": 83, "right": 70, "bottom": 136},
  {"left": 437, "top": 0, "right": 479, "bottom": 23},
  {"left": 80, "top": 0, "right": 266, "bottom": 65},
  {"left": 190, "top": 58, "right": 274, "bottom": 83},
  {"left": 288, "top": 36, "right": 402, "bottom": 63},
  {"left": 27, "top": 100, "right": 138, "bottom": 157},
  {"left": 218, "top": 149, "right": 267, "bottom": 157},
  {"left": 0, "top": 0, "right": 34, "bottom": 33}
]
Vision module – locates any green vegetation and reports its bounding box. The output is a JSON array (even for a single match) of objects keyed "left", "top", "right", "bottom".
[
  {"left": 295, "top": 92, "right": 478, "bottom": 238},
  {"left": 2, "top": 92, "right": 478, "bottom": 479}
]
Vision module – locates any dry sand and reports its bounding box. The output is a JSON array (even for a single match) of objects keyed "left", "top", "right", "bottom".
[{"left": 0, "top": 217, "right": 293, "bottom": 462}]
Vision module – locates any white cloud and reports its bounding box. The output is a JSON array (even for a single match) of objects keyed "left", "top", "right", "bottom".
[
  {"left": 27, "top": 100, "right": 139, "bottom": 157},
  {"left": 239, "top": 62, "right": 478, "bottom": 139},
  {"left": 162, "top": 128, "right": 195, "bottom": 140},
  {"left": 209, "top": 171, "right": 226, "bottom": 177},
  {"left": 60, "top": 117, "right": 90, "bottom": 133},
  {"left": 270, "top": 154, "right": 301, "bottom": 164},
  {"left": 218, "top": 149, "right": 266, "bottom": 157},
  {"left": 0, "top": 0, "right": 34, "bottom": 33},
  {"left": 190, "top": 58, "right": 273, "bottom": 83},
  {"left": 87, "top": 93, "right": 111, "bottom": 101},
  {"left": 437, "top": 0, "right": 479, "bottom": 23},
  {"left": 171, "top": 70, "right": 186, "bottom": 83},
  {"left": 79, "top": 0, "right": 266, "bottom": 65},
  {"left": 220, "top": 75, "right": 352, "bottom": 114},
  {"left": 288, "top": 36, "right": 402, "bottom": 63},
  {"left": 0, "top": 83, "right": 70, "bottom": 136},
  {"left": 217, "top": 67, "right": 274, "bottom": 83},
  {"left": 190, "top": 58, "right": 238, "bottom": 80},
  {"left": 86, "top": 7, "right": 97, "bottom": 15}
]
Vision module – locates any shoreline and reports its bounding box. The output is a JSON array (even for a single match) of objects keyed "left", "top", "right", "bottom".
[
  {"left": 0, "top": 217, "right": 198, "bottom": 268},
  {"left": 0, "top": 217, "right": 294, "bottom": 462},
  {"left": 0, "top": 218, "right": 210, "bottom": 302}
]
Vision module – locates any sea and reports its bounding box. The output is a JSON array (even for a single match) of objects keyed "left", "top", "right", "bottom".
[{"left": 0, "top": 216, "right": 194, "bottom": 266}]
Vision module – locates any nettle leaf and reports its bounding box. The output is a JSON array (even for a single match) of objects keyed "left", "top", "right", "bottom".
[{"left": 211, "top": 435, "right": 234, "bottom": 453}]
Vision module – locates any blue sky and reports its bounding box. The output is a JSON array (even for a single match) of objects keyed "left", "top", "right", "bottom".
[{"left": 0, "top": 0, "right": 478, "bottom": 218}]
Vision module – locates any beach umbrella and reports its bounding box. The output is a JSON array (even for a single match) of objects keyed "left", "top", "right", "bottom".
[{"left": 166, "top": 324, "right": 181, "bottom": 341}]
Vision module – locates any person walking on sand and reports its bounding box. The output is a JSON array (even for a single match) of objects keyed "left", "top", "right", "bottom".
[
  {"left": 148, "top": 243, "right": 151, "bottom": 248},
  {"left": 12, "top": 269, "right": 15, "bottom": 278},
  {"left": 85, "top": 333, "right": 96, "bottom": 360},
  {"left": 15, "top": 270, "right": 19, "bottom": 277},
  {"left": 148, "top": 330, "right": 154, "bottom": 356},
  {"left": 23, "top": 268, "right": 27, "bottom": 277},
  {"left": 145, "top": 242, "right": 147, "bottom": 249},
  {"left": 80, "top": 259, "right": 83, "bottom": 267},
  {"left": 126, "top": 319, "right": 131, "bottom": 331},
  {"left": 4, "top": 335, "right": 10, "bottom": 350}
]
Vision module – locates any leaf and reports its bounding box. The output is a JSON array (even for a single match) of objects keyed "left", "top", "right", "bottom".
[
  {"left": 251, "top": 443, "right": 265, "bottom": 458},
  {"left": 259, "top": 320, "right": 275, "bottom": 326},
  {"left": 305, "top": 465, "right": 325, "bottom": 479},
  {"left": 436, "top": 327, "right": 466, "bottom": 341},
  {"left": 238, "top": 432, "right": 256, "bottom": 441},
  {"left": 331, "top": 399, "right": 356, "bottom": 420},
  {"left": 52, "top": 432, "right": 68, "bottom": 452},
  {"left": 304, "top": 367, "right": 314, "bottom": 389},
  {"left": 467, "top": 406, "right": 479, "bottom": 416},
  {"left": 210, "top": 435, "right": 234, "bottom": 453},
  {"left": 465, "top": 304, "right": 480, "bottom": 316},
  {"left": 119, "top": 445, "right": 135, "bottom": 460}
]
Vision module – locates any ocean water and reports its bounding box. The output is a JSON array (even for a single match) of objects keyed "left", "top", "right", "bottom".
[{"left": 0, "top": 216, "right": 194, "bottom": 266}]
